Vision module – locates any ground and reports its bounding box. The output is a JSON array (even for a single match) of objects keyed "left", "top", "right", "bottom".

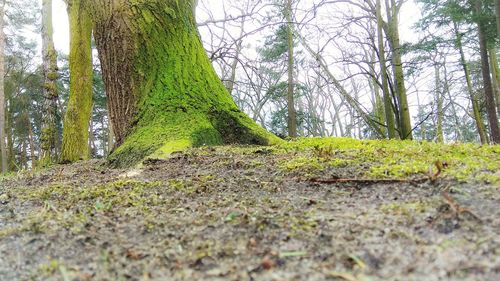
[{"left": 0, "top": 138, "right": 499, "bottom": 281}]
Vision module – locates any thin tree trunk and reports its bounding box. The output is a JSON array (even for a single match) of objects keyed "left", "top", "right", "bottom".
[
  {"left": 368, "top": 48, "right": 385, "bottom": 136},
  {"left": 26, "top": 113, "right": 37, "bottom": 168},
  {"left": 285, "top": 0, "right": 297, "bottom": 138},
  {"left": 100, "top": 114, "right": 106, "bottom": 156},
  {"left": 496, "top": 0, "right": 500, "bottom": 43},
  {"left": 386, "top": 0, "right": 412, "bottom": 140},
  {"left": 88, "top": 111, "right": 95, "bottom": 158},
  {"left": 454, "top": 22, "right": 488, "bottom": 144},
  {"left": 416, "top": 90, "right": 426, "bottom": 140},
  {"left": 5, "top": 98, "right": 13, "bottom": 170},
  {"left": 434, "top": 64, "right": 444, "bottom": 143},
  {"left": 40, "top": 0, "right": 60, "bottom": 166},
  {"left": 225, "top": 18, "right": 245, "bottom": 95},
  {"left": 488, "top": 48, "right": 500, "bottom": 116},
  {"left": 0, "top": 0, "right": 6, "bottom": 173},
  {"left": 21, "top": 140, "right": 27, "bottom": 170},
  {"left": 476, "top": 0, "right": 500, "bottom": 143},
  {"left": 295, "top": 31, "right": 384, "bottom": 137},
  {"left": 61, "top": 0, "right": 93, "bottom": 162},
  {"left": 443, "top": 62, "right": 462, "bottom": 141},
  {"left": 376, "top": 0, "right": 396, "bottom": 139}
]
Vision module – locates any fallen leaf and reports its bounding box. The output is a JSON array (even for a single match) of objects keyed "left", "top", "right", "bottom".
[{"left": 262, "top": 255, "right": 275, "bottom": 270}]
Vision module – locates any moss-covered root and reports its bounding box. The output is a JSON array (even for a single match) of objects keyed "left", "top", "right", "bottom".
[{"left": 108, "top": 110, "right": 280, "bottom": 168}]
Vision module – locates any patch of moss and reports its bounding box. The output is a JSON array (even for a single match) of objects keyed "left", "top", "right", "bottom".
[
  {"left": 2, "top": 179, "right": 166, "bottom": 238},
  {"left": 277, "top": 138, "right": 500, "bottom": 183},
  {"left": 380, "top": 200, "right": 432, "bottom": 216}
]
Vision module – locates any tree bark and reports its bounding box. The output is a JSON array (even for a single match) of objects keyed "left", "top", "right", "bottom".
[
  {"left": 0, "top": 0, "right": 7, "bottom": 173},
  {"left": 496, "top": 0, "right": 500, "bottom": 43},
  {"left": 285, "top": 0, "right": 297, "bottom": 138},
  {"left": 385, "top": 0, "right": 412, "bottom": 140},
  {"left": 475, "top": 0, "right": 500, "bottom": 143},
  {"left": 40, "top": 0, "right": 60, "bottom": 166},
  {"left": 443, "top": 62, "right": 462, "bottom": 141},
  {"left": 488, "top": 48, "right": 500, "bottom": 116},
  {"left": 27, "top": 115, "right": 37, "bottom": 168},
  {"left": 434, "top": 64, "right": 444, "bottom": 143},
  {"left": 85, "top": 0, "right": 278, "bottom": 167},
  {"left": 376, "top": 0, "right": 396, "bottom": 139},
  {"left": 61, "top": 0, "right": 93, "bottom": 162}
]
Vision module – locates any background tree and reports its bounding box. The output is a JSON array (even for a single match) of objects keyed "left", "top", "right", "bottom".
[
  {"left": 285, "top": 0, "right": 297, "bottom": 138},
  {"left": 40, "top": 0, "right": 60, "bottom": 166},
  {"left": 0, "top": 0, "right": 7, "bottom": 173},
  {"left": 60, "top": 0, "right": 93, "bottom": 163}
]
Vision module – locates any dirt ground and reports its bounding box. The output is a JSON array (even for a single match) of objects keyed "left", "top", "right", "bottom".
[{"left": 0, "top": 143, "right": 499, "bottom": 281}]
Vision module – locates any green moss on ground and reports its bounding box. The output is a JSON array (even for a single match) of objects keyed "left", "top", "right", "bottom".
[
  {"left": 277, "top": 138, "right": 499, "bottom": 183},
  {"left": 0, "top": 136, "right": 498, "bottom": 280}
]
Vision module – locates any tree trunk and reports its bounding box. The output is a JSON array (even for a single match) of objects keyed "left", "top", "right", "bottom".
[
  {"left": 107, "top": 114, "right": 114, "bottom": 155},
  {"left": 61, "top": 0, "right": 93, "bottom": 163},
  {"left": 225, "top": 17, "right": 245, "bottom": 95},
  {"left": 454, "top": 22, "right": 488, "bottom": 144},
  {"left": 488, "top": 48, "right": 500, "bottom": 116},
  {"left": 496, "top": 0, "right": 500, "bottom": 43},
  {"left": 476, "top": 0, "right": 500, "bottom": 143},
  {"left": 434, "top": 64, "right": 444, "bottom": 143},
  {"left": 88, "top": 110, "right": 95, "bottom": 158},
  {"left": 376, "top": 0, "right": 396, "bottom": 139},
  {"left": 27, "top": 116, "right": 37, "bottom": 168},
  {"left": 5, "top": 98, "right": 13, "bottom": 170},
  {"left": 86, "top": 0, "right": 278, "bottom": 167},
  {"left": 295, "top": 32, "right": 384, "bottom": 137},
  {"left": 386, "top": 0, "right": 412, "bottom": 140},
  {"left": 21, "top": 140, "right": 27, "bottom": 170},
  {"left": 368, "top": 48, "right": 385, "bottom": 136},
  {"left": 443, "top": 62, "right": 462, "bottom": 141},
  {"left": 285, "top": 0, "right": 297, "bottom": 138},
  {"left": 40, "top": 0, "right": 60, "bottom": 166},
  {"left": 0, "top": 0, "right": 7, "bottom": 173}
]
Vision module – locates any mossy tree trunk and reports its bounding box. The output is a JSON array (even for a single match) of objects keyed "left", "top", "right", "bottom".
[
  {"left": 385, "top": 0, "right": 413, "bottom": 140},
  {"left": 369, "top": 48, "right": 385, "bottom": 136},
  {"left": 0, "top": 0, "right": 7, "bottom": 173},
  {"left": 488, "top": 48, "right": 500, "bottom": 116},
  {"left": 475, "top": 0, "right": 500, "bottom": 144},
  {"left": 60, "top": 0, "right": 93, "bottom": 163},
  {"left": 40, "top": 0, "right": 60, "bottom": 166},
  {"left": 496, "top": 0, "right": 500, "bottom": 43},
  {"left": 85, "top": 0, "right": 278, "bottom": 167},
  {"left": 285, "top": 0, "right": 297, "bottom": 138},
  {"left": 376, "top": 0, "right": 396, "bottom": 139}
]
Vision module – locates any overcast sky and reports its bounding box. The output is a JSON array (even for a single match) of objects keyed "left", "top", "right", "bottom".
[{"left": 50, "top": 0, "right": 421, "bottom": 55}]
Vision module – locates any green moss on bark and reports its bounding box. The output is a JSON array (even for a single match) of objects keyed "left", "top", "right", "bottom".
[{"left": 60, "top": 0, "right": 93, "bottom": 163}]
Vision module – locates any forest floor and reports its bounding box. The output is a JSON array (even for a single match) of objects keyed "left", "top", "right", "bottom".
[{"left": 0, "top": 138, "right": 499, "bottom": 281}]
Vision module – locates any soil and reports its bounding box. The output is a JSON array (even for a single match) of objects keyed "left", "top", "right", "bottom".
[{"left": 0, "top": 145, "right": 499, "bottom": 281}]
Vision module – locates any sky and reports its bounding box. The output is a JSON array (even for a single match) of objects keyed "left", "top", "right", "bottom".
[
  {"left": 53, "top": 0, "right": 69, "bottom": 54},
  {"left": 51, "top": 0, "right": 421, "bottom": 55}
]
